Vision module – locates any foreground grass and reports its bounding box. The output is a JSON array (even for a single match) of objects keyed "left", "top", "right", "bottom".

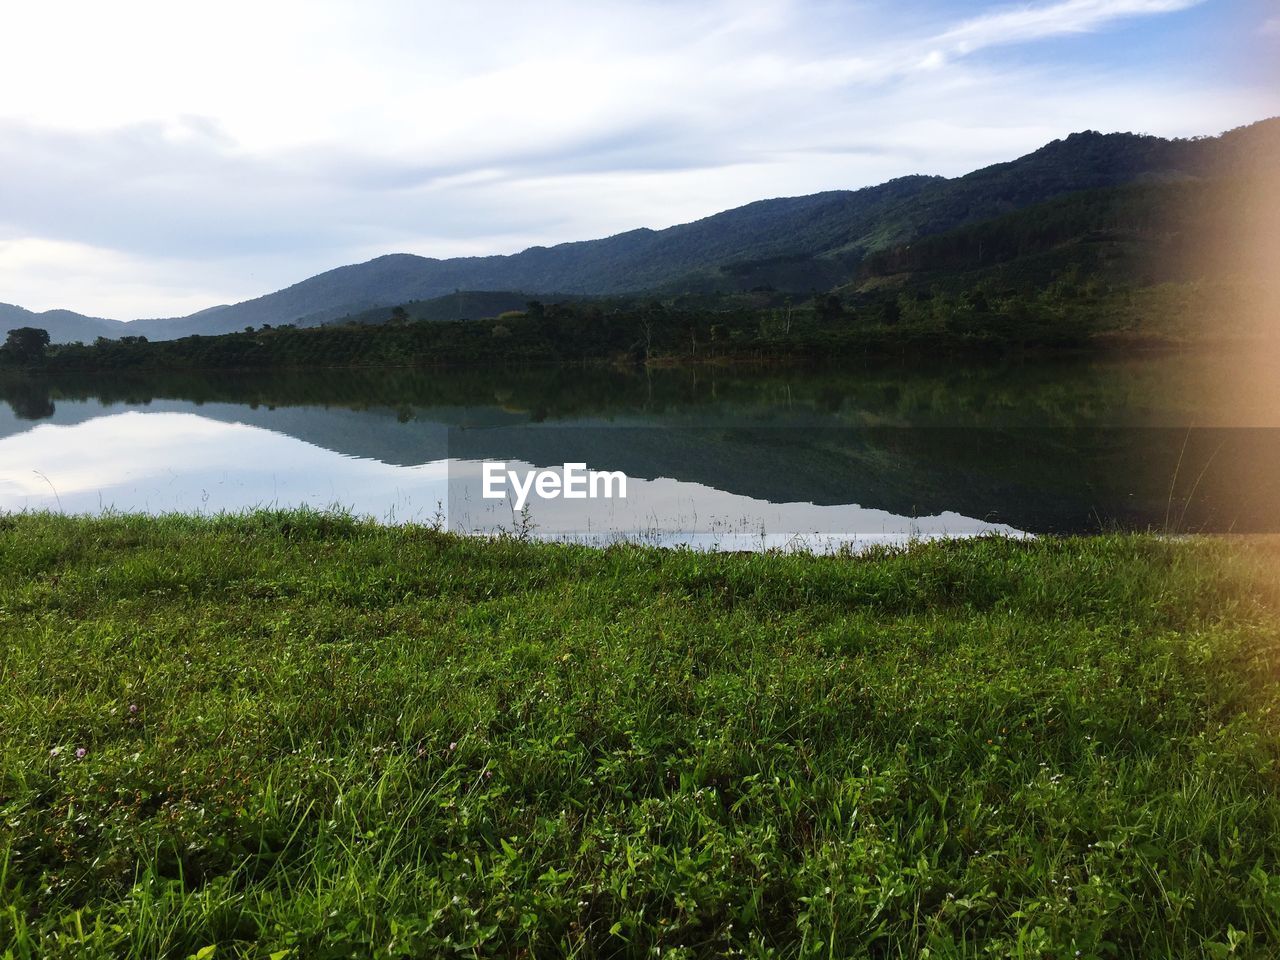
[{"left": 2, "top": 516, "right": 1280, "bottom": 958}]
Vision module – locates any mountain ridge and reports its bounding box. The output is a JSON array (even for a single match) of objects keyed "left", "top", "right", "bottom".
[{"left": 7, "top": 117, "right": 1277, "bottom": 343}]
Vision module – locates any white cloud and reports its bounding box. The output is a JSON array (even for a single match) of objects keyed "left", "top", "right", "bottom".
[
  {"left": 0, "top": 0, "right": 1262, "bottom": 318},
  {"left": 936, "top": 0, "right": 1205, "bottom": 55},
  {"left": 1261, "top": 17, "right": 1280, "bottom": 36},
  {"left": 0, "top": 238, "right": 243, "bottom": 320}
]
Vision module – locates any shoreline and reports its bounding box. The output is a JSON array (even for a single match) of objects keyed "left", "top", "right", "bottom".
[{"left": 3, "top": 332, "right": 1272, "bottom": 376}]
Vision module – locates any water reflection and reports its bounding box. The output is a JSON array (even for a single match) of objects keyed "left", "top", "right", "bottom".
[
  {"left": 0, "top": 412, "right": 448, "bottom": 520},
  {"left": 0, "top": 413, "right": 1018, "bottom": 550},
  {"left": 1, "top": 357, "right": 1277, "bottom": 546}
]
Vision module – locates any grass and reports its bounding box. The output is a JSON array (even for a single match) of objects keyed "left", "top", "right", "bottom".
[{"left": 2, "top": 513, "right": 1280, "bottom": 958}]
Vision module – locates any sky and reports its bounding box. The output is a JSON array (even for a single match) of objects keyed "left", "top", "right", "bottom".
[{"left": 0, "top": 0, "right": 1276, "bottom": 320}]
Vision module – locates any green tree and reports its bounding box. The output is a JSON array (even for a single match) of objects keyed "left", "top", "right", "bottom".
[
  {"left": 0, "top": 327, "right": 51, "bottom": 364},
  {"left": 815, "top": 293, "right": 843, "bottom": 324}
]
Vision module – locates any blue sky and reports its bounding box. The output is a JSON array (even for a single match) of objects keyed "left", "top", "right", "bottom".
[{"left": 0, "top": 0, "right": 1275, "bottom": 319}]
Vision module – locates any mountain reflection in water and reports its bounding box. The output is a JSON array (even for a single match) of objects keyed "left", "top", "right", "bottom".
[{"left": 2, "top": 356, "right": 1278, "bottom": 548}]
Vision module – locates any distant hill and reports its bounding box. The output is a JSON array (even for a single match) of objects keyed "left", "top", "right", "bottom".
[
  {"left": 0, "top": 304, "right": 122, "bottom": 344},
  {"left": 6, "top": 117, "right": 1277, "bottom": 343}
]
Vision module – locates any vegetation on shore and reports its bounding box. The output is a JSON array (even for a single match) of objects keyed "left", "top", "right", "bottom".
[
  {"left": 0, "top": 288, "right": 1120, "bottom": 374},
  {"left": 0, "top": 276, "right": 1251, "bottom": 374},
  {"left": 3, "top": 514, "right": 1280, "bottom": 957}
]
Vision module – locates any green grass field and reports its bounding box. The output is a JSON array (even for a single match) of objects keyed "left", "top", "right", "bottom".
[{"left": 3, "top": 514, "right": 1280, "bottom": 958}]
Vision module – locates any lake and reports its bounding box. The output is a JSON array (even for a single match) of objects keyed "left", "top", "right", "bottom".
[{"left": 2, "top": 354, "right": 1278, "bottom": 550}]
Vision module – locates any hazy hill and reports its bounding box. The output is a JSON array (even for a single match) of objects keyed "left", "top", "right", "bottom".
[
  {"left": 0, "top": 304, "right": 120, "bottom": 344},
  {"left": 7, "top": 118, "right": 1277, "bottom": 343}
]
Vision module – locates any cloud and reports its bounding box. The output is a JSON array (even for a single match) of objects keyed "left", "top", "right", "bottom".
[
  {"left": 0, "top": 238, "right": 237, "bottom": 321},
  {"left": 936, "top": 0, "right": 1206, "bottom": 55},
  {"left": 1262, "top": 17, "right": 1280, "bottom": 36},
  {"left": 0, "top": 0, "right": 1258, "bottom": 318}
]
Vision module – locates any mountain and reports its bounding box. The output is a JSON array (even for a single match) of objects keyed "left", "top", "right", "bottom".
[
  {"left": 7, "top": 118, "right": 1277, "bottom": 343},
  {"left": 0, "top": 304, "right": 122, "bottom": 344}
]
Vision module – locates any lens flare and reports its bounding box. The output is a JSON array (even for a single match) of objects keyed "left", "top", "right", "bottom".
[{"left": 1141, "top": 117, "right": 1280, "bottom": 533}]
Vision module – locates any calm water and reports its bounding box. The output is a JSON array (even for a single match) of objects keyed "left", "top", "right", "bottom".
[{"left": 2, "top": 357, "right": 1278, "bottom": 549}]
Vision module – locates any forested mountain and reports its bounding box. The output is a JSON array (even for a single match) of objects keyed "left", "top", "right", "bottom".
[{"left": 7, "top": 118, "right": 1277, "bottom": 343}]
